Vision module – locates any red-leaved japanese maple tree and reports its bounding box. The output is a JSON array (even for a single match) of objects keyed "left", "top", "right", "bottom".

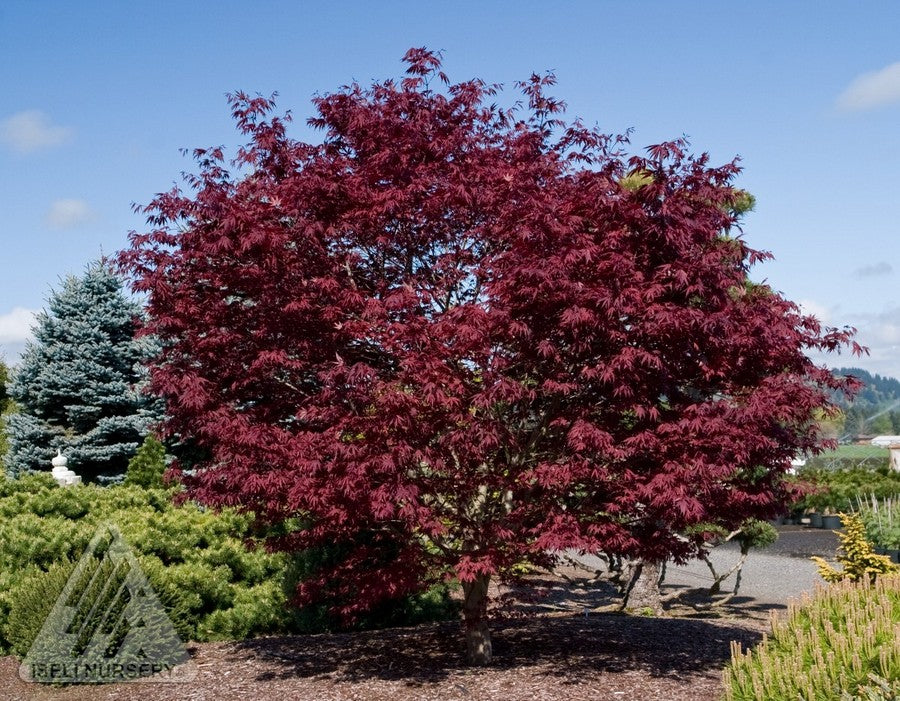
[{"left": 120, "top": 49, "right": 860, "bottom": 664}]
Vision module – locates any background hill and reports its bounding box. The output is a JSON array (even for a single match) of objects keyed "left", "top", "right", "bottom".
[{"left": 831, "top": 367, "right": 900, "bottom": 439}]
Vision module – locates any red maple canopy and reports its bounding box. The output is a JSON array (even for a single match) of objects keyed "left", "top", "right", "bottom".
[{"left": 121, "top": 48, "right": 860, "bottom": 664}]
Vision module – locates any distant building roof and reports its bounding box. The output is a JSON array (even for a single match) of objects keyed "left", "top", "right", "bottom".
[{"left": 870, "top": 436, "right": 900, "bottom": 447}]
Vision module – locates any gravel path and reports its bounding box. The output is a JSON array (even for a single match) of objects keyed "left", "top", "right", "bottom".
[
  {"left": 665, "top": 549, "right": 821, "bottom": 607},
  {"left": 666, "top": 525, "right": 841, "bottom": 606},
  {"left": 566, "top": 525, "right": 841, "bottom": 608}
]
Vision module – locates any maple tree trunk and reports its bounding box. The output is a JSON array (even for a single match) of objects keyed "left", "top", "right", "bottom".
[
  {"left": 622, "top": 560, "right": 663, "bottom": 615},
  {"left": 462, "top": 575, "right": 492, "bottom": 665}
]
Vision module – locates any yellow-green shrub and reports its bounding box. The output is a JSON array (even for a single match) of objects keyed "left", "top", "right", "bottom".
[
  {"left": 723, "top": 577, "right": 900, "bottom": 700},
  {"left": 0, "top": 475, "right": 285, "bottom": 654},
  {"left": 0, "top": 472, "right": 460, "bottom": 657},
  {"left": 811, "top": 513, "right": 898, "bottom": 583}
]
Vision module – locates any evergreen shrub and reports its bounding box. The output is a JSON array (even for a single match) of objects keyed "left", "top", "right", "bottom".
[
  {"left": 0, "top": 477, "right": 281, "bottom": 654},
  {"left": 123, "top": 434, "right": 167, "bottom": 489},
  {"left": 4, "top": 559, "right": 75, "bottom": 657},
  {"left": 724, "top": 576, "right": 900, "bottom": 700},
  {"left": 0, "top": 474, "right": 459, "bottom": 657},
  {"left": 811, "top": 513, "right": 899, "bottom": 583}
]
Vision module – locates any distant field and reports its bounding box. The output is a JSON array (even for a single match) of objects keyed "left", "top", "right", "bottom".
[
  {"left": 802, "top": 443, "right": 891, "bottom": 470},
  {"left": 814, "top": 444, "right": 889, "bottom": 460}
]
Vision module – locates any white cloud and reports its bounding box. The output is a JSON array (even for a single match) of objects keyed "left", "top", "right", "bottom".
[
  {"left": 797, "top": 299, "right": 832, "bottom": 325},
  {"left": 0, "top": 307, "right": 37, "bottom": 364},
  {"left": 854, "top": 261, "right": 893, "bottom": 279},
  {"left": 864, "top": 309, "right": 900, "bottom": 347},
  {"left": 44, "top": 199, "right": 98, "bottom": 230},
  {"left": 827, "top": 307, "right": 900, "bottom": 379},
  {"left": 0, "top": 110, "right": 73, "bottom": 153},
  {"left": 0, "top": 307, "right": 35, "bottom": 345},
  {"left": 837, "top": 61, "right": 900, "bottom": 112},
  {"left": 787, "top": 305, "right": 900, "bottom": 379}
]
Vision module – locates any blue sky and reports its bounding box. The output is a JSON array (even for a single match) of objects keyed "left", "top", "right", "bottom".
[{"left": 2, "top": 1, "right": 899, "bottom": 376}]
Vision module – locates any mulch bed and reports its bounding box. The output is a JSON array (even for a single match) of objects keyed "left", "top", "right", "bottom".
[
  {"left": 1, "top": 560, "right": 790, "bottom": 700},
  {"left": 1, "top": 609, "right": 768, "bottom": 701}
]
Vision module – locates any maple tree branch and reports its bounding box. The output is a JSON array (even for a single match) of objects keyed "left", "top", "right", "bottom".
[{"left": 343, "top": 259, "right": 358, "bottom": 289}]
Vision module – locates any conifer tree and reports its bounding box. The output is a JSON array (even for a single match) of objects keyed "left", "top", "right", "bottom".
[
  {"left": 124, "top": 434, "right": 166, "bottom": 489},
  {"left": 0, "top": 360, "right": 9, "bottom": 413},
  {"left": 5, "top": 261, "right": 157, "bottom": 482},
  {"left": 0, "top": 360, "right": 12, "bottom": 470}
]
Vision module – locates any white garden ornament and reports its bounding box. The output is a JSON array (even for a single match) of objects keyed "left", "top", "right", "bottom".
[{"left": 50, "top": 449, "right": 81, "bottom": 487}]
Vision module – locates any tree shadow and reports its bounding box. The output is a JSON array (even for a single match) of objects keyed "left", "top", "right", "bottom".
[
  {"left": 661, "top": 582, "right": 789, "bottom": 617},
  {"left": 231, "top": 612, "right": 764, "bottom": 688}
]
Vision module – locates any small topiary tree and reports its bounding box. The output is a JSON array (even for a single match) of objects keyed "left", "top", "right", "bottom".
[
  {"left": 124, "top": 434, "right": 167, "bottom": 489},
  {"left": 704, "top": 518, "right": 778, "bottom": 597},
  {"left": 812, "top": 512, "right": 899, "bottom": 583}
]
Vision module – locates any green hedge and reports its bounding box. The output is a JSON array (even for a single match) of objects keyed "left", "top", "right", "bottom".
[
  {"left": 0, "top": 473, "right": 288, "bottom": 655},
  {"left": 0, "top": 472, "right": 458, "bottom": 657},
  {"left": 792, "top": 467, "right": 900, "bottom": 514}
]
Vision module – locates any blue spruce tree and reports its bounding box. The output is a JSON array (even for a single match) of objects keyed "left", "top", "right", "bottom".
[
  {"left": 5, "top": 261, "right": 159, "bottom": 482},
  {"left": 0, "top": 360, "right": 13, "bottom": 470}
]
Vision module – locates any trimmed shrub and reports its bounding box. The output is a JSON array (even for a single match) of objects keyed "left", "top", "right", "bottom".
[
  {"left": 3, "top": 560, "right": 76, "bottom": 657},
  {"left": 199, "top": 580, "right": 287, "bottom": 640},
  {"left": 123, "top": 434, "right": 167, "bottom": 489},
  {"left": 723, "top": 577, "right": 900, "bottom": 700}
]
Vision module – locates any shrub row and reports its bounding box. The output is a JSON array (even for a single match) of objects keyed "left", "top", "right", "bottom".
[
  {"left": 855, "top": 496, "right": 900, "bottom": 550},
  {"left": 803, "top": 456, "right": 890, "bottom": 472},
  {"left": 0, "top": 464, "right": 458, "bottom": 657},
  {"left": 792, "top": 467, "right": 900, "bottom": 514}
]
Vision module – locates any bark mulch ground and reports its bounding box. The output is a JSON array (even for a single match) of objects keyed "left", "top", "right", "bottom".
[
  {"left": 1, "top": 511, "right": 831, "bottom": 700},
  {"left": 1, "top": 603, "right": 770, "bottom": 701}
]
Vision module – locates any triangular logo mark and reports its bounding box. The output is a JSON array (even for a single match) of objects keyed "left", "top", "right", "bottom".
[{"left": 19, "top": 523, "right": 197, "bottom": 684}]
